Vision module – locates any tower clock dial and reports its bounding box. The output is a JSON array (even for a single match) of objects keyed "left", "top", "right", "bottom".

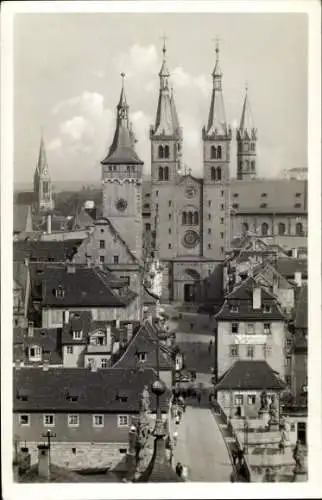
[{"left": 115, "top": 198, "right": 128, "bottom": 212}]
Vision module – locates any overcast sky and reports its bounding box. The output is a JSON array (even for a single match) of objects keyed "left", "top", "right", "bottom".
[{"left": 14, "top": 12, "right": 308, "bottom": 187}]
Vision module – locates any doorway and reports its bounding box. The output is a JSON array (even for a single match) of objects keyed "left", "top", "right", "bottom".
[
  {"left": 297, "top": 422, "right": 306, "bottom": 445},
  {"left": 184, "top": 284, "right": 195, "bottom": 303}
]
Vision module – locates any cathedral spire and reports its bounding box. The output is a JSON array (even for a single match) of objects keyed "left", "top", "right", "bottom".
[
  {"left": 36, "top": 134, "right": 49, "bottom": 176},
  {"left": 101, "top": 73, "right": 143, "bottom": 165},
  {"left": 153, "top": 40, "right": 180, "bottom": 137},
  {"left": 238, "top": 84, "right": 257, "bottom": 140},
  {"left": 205, "top": 39, "right": 229, "bottom": 137}
]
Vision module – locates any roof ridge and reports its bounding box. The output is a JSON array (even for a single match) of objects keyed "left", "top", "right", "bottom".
[{"left": 105, "top": 218, "right": 140, "bottom": 264}]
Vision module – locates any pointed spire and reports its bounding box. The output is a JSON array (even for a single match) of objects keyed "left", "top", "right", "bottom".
[
  {"left": 101, "top": 73, "right": 143, "bottom": 165},
  {"left": 239, "top": 83, "right": 256, "bottom": 138},
  {"left": 153, "top": 39, "right": 180, "bottom": 137},
  {"left": 36, "top": 134, "right": 49, "bottom": 176},
  {"left": 205, "top": 39, "right": 229, "bottom": 137}
]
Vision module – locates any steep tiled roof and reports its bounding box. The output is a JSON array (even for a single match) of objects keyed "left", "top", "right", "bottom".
[
  {"left": 13, "top": 367, "right": 170, "bottom": 413},
  {"left": 215, "top": 360, "right": 286, "bottom": 391},
  {"left": 216, "top": 276, "right": 285, "bottom": 321},
  {"left": 41, "top": 265, "right": 137, "bottom": 308},
  {"left": 294, "top": 284, "right": 308, "bottom": 329},
  {"left": 61, "top": 311, "right": 93, "bottom": 344},
  {"left": 94, "top": 218, "right": 140, "bottom": 264},
  {"left": 275, "top": 258, "right": 308, "bottom": 279},
  {"left": 230, "top": 178, "right": 307, "bottom": 213},
  {"left": 13, "top": 240, "right": 82, "bottom": 262},
  {"left": 112, "top": 320, "right": 173, "bottom": 371}
]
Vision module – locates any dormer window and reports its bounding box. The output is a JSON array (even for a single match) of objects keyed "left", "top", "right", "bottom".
[
  {"left": 230, "top": 305, "right": 239, "bottom": 313},
  {"left": 66, "top": 390, "right": 79, "bottom": 402},
  {"left": 260, "top": 203, "right": 267, "bottom": 208},
  {"left": 29, "top": 345, "right": 41, "bottom": 361},
  {"left": 137, "top": 352, "right": 147, "bottom": 362},
  {"left": 73, "top": 331, "right": 82, "bottom": 340},
  {"left": 262, "top": 304, "right": 271, "bottom": 313},
  {"left": 295, "top": 192, "right": 301, "bottom": 197},
  {"left": 116, "top": 392, "right": 128, "bottom": 403},
  {"left": 54, "top": 286, "right": 65, "bottom": 299},
  {"left": 261, "top": 193, "right": 267, "bottom": 198},
  {"left": 17, "top": 389, "right": 30, "bottom": 402}
]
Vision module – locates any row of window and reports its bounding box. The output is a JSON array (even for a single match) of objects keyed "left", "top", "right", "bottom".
[
  {"left": 237, "top": 142, "right": 256, "bottom": 153},
  {"left": 229, "top": 344, "right": 272, "bottom": 358},
  {"left": 18, "top": 414, "right": 130, "bottom": 428},
  {"left": 210, "top": 167, "right": 222, "bottom": 181},
  {"left": 240, "top": 222, "right": 305, "bottom": 236},
  {"left": 210, "top": 145, "right": 222, "bottom": 159},
  {"left": 182, "top": 211, "right": 199, "bottom": 225},
  {"left": 238, "top": 160, "right": 256, "bottom": 171},
  {"left": 231, "top": 322, "right": 271, "bottom": 334},
  {"left": 158, "top": 145, "right": 170, "bottom": 159},
  {"left": 107, "top": 165, "right": 137, "bottom": 173}
]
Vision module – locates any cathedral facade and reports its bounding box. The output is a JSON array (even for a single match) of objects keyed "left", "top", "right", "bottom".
[{"left": 97, "top": 42, "right": 308, "bottom": 304}]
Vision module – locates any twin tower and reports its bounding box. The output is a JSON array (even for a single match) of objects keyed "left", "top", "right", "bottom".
[{"left": 101, "top": 42, "right": 258, "bottom": 261}]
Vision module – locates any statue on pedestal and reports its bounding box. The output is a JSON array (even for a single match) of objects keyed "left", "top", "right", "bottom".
[
  {"left": 293, "top": 441, "right": 305, "bottom": 473},
  {"left": 260, "top": 391, "right": 269, "bottom": 411},
  {"left": 269, "top": 395, "right": 278, "bottom": 425}
]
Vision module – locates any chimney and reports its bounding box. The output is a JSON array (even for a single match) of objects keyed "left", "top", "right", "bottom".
[
  {"left": 66, "top": 263, "right": 76, "bottom": 274},
  {"left": 43, "top": 359, "right": 49, "bottom": 371},
  {"left": 115, "top": 319, "right": 120, "bottom": 329},
  {"left": 47, "top": 213, "right": 52, "bottom": 235},
  {"left": 28, "top": 321, "right": 34, "bottom": 337},
  {"left": 294, "top": 272, "right": 302, "bottom": 287},
  {"left": 63, "top": 310, "right": 70, "bottom": 325},
  {"left": 253, "top": 286, "right": 261, "bottom": 310},
  {"left": 126, "top": 323, "right": 133, "bottom": 343},
  {"left": 37, "top": 444, "right": 50, "bottom": 481},
  {"left": 292, "top": 248, "right": 298, "bottom": 259},
  {"left": 106, "top": 325, "right": 112, "bottom": 352}
]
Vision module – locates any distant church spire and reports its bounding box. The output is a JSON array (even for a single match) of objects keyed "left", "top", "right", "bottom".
[
  {"left": 205, "top": 39, "right": 229, "bottom": 137},
  {"left": 101, "top": 73, "right": 143, "bottom": 165},
  {"left": 33, "top": 133, "right": 54, "bottom": 213},
  {"left": 238, "top": 83, "right": 257, "bottom": 140}
]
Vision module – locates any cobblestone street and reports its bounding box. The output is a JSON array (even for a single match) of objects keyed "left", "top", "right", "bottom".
[{"left": 170, "top": 406, "right": 233, "bottom": 482}]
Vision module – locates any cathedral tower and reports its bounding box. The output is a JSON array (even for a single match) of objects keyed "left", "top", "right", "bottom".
[
  {"left": 150, "top": 41, "right": 182, "bottom": 261},
  {"left": 202, "top": 42, "right": 232, "bottom": 259},
  {"left": 101, "top": 74, "right": 143, "bottom": 258},
  {"left": 236, "top": 86, "right": 257, "bottom": 180},
  {"left": 33, "top": 135, "right": 54, "bottom": 214}
]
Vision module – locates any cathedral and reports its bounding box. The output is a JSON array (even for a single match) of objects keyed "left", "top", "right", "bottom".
[
  {"left": 17, "top": 41, "right": 307, "bottom": 304},
  {"left": 101, "top": 41, "right": 307, "bottom": 302}
]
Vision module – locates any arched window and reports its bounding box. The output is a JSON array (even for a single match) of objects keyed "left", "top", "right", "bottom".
[
  {"left": 261, "top": 222, "right": 269, "bottom": 236},
  {"left": 193, "top": 211, "right": 199, "bottom": 225},
  {"left": 216, "top": 167, "right": 222, "bottom": 181},
  {"left": 164, "top": 145, "right": 169, "bottom": 159},
  {"left": 242, "top": 222, "right": 249, "bottom": 234},
  {"left": 188, "top": 212, "right": 193, "bottom": 225},
  {"left": 278, "top": 223, "right": 286, "bottom": 235},
  {"left": 251, "top": 160, "right": 256, "bottom": 171},
  {"left": 127, "top": 166, "right": 130, "bottom": 173},
  {"left": 158, "top": 145, "right": 164, "bottom": 158},
  {"left": 217, "top": 145, "right": 222, "bottom": 159},
  {"left": 164, "top": 166, "right": 169, "bottom": 181},
  {"left": 211, "top": 146, "right": 216, "bottom": 159},
  {"left": 182, "top": 212, "right": 187, "bottom": 225},
  {"left": 211, "top": 167, "right": 216, "bottom": 180},
  {"left": 245, "top": 160, "right": 249, "bottom": 170},
  {"left": 296, "top": 222, "right": 303, "bottom": 236},
  {"left": 158, "top": 167, "right": 163, "bottom": 181}
]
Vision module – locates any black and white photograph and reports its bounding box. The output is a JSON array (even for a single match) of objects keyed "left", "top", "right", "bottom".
[{"left": 1, "top": 1, "right": 321, "bottom": 498}]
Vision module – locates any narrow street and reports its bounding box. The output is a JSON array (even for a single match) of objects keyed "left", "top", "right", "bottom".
[{"left": 170, "top": 406, "right": 233, "bottom": 482}]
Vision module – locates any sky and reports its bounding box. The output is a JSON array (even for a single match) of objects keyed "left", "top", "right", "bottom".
[{"left": 14, "top": 12, "right": 308, "bottom": 188}]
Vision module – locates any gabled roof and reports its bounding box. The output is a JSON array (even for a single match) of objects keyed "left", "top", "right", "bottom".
[
  {"left": 13, "top": 367, "right": 170, "bottom": 413},
  {"left": 294, "top": 284, "right": 308, "bottom": 329},
  {"left": 215, "top": 360, "right": 286, "bottom": 391},
  {"left": 41, "top": 265, "right": 137, "bottom": 308},
  {"left": 275, "top": 258, "right": 308, "bottom": 279},
  {"left": 112, "top": 319, "right": 172, "bottom": 371},
  {"left": 215, "top": 276, "right": 285, "bottom": 321},
  {"left": 13, "top": 328, "right": 62, "bottom": 365},
  {"left": 93, "top": 217, "right": 140, "bottom": 264},
  {"left": 61, "top": 311, "right": 93, "bottom": 344}
]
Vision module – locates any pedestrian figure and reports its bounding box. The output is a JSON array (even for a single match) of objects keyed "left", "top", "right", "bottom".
[
  {"left": 175, "top": 414, "right": 180, "bottom": 425},
  {"left": 237, "top": 448, "right": 244, "bottom": 467},
  {"left": 173, "top": 431, "right": 178, "bottom": 446},
  {"left": 208, "top": 339, "right": 213, "bottom": 354},
  {"left": 175, "top": 462, "right": 183, "bottom": 477},
  {"left": 190, "top": 322, "right": 194, "bottom": 330},
  {"left": 279, "top": 439, "right": 285, "bottom": 454},
  {"left": 196, "top": 391, "right": 201, "bottom": 405},
  {"left": 231, "top": 447, "right": 238, "bottom": 466}
]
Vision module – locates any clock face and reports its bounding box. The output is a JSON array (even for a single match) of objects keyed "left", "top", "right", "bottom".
[
  {"left": 115, "top": 198, "right": 128, "bottom": 212},
  {"left": 185, "top": 186, "right": 196, "bottom": 198},
  {"left": 183, "top": 230, "right": 199, "bottom": 249}
]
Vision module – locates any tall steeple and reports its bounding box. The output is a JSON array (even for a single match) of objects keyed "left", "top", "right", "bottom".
[
  {"left": 236, "top": 84, "right": 257, "bottom": 180},
  {"left": 102, "top": 73, "right": 142, "bottom": 165},
  {"left": 33, "top": 133, "right": 54, "bottom": 214},
  {"left": 152, "top": 40, "right": 180, "bottom": 138},
  {"left": 204, "top": 40, "right": 230, "bottom": 137}
]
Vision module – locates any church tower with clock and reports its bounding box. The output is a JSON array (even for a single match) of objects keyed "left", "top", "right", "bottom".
[{"left": 101, "top": 74, "right": 144, "bottom": 259}]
